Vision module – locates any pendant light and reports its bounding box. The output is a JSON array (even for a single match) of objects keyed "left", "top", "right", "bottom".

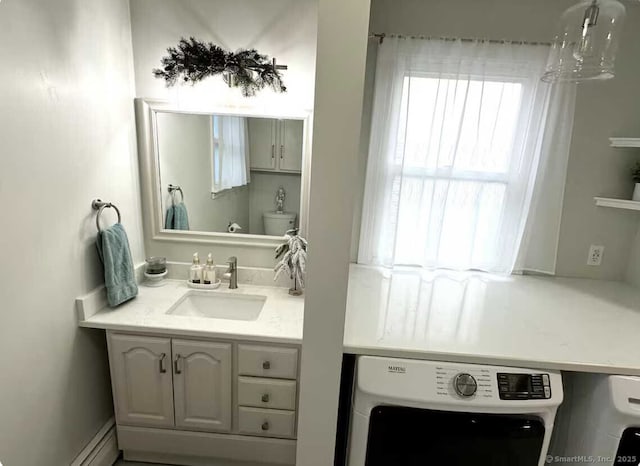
[{"left": 542, "top": 0, "right": 626, "bottom": 83}]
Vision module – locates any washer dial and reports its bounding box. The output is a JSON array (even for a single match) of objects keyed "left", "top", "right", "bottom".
[{"left": 454, "top": 373, "right": 478, "bottom": 397}]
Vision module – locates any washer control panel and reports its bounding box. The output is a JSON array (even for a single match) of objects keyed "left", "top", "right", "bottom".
[
  {"left": 356, "top": 356, "right": 562, "bottom": 407},
  {"left": 435, "top": 366, "right": 494, "bottom": 399},
  {"left": 497, "top": 373, "right": 552, "bottom": 400}
]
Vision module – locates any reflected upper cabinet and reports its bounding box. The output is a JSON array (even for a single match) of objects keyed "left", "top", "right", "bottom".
[
  {"left": 248, "top": 118, "right": 304, "bottom": 173},
  {"left": 135, "top": 99, "right": 311, "bottom": 246}
]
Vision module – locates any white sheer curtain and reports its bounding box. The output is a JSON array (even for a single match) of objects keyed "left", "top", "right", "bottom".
[
  {"left": 358, "top": 37, "right": 576, "bottom": 274},
  {"left": 212, "top": 116, "right": 250, "bottom": 194}
]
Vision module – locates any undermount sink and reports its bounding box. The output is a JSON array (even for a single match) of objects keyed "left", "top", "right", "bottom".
[{"left": 166, "top": 291, "right": 266, "bottom": 321}]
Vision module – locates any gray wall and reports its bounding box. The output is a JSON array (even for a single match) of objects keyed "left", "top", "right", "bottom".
[
  {"left": 352, "top": 0, "right": 640, "bottom": 282},
  {"left": 0, "top": 0, "right": 144, "bottom": 464}
]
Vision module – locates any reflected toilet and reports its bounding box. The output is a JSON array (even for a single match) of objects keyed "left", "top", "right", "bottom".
[{"left": 263, "top": 211, "right": 296, "bottom": 236}]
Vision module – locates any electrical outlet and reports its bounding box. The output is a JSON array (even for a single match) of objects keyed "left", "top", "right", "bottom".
[{"left": 587, "top": 245, "right": 604, "bottom": 266}]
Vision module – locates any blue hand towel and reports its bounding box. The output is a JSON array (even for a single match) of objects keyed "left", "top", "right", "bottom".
[
  {"left": 165, "top": 203, "right": 189, "bottom": 230},
  {"left": 173, "top": 202, "right": 189, "bottom": 230},
  {"left": 165, "top": 205, "right": 175, "bottom": 229},
  {"left": 96, "top": 223, "right": 138, "bottom": 307}
]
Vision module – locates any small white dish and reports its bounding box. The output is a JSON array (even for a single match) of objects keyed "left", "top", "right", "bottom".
[
  {"left": 188, "top": 280, "right": 222, "bottom": 290},
  {"left": 144, "top": 270, "right": 168, "bottom": 287}
]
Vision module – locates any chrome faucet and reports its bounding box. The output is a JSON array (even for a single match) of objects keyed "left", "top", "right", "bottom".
[{"left": 223, "top": 256, "right": 238, "bottom": 289}]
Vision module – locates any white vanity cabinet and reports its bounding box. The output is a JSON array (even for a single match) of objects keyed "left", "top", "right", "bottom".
[
  {"left": 172, "top": 339, "right": 232, "bottom": 432},
  {"left": 107, "top": 331, "right": 300, "bottom": 466},
  {"left": 248, "top": 118, "right": 303, "bottom": 173},
  {"left": 108, "top": 334, "right": 175, "bottom": 428}
]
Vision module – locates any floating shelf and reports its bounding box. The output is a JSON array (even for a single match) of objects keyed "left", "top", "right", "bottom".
[
  {"left": 594, "top": 197, "right": 640, "bottom": 211},
  {"left": 610, "top": 138, "right": 640, "bottom": 148}
]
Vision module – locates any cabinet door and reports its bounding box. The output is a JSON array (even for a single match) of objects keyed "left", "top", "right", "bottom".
[
  {"left": 248, "top": 118, "right": 277, "bottom": 170},
  {"left": 108, "top": 333, "right": 174, "bottom": 428},
  {"left": 172, "top": 339, "right": 232, "bottom": 432},
  {"left": 278, "top": 119, "right": 304, "bottom": 173}
]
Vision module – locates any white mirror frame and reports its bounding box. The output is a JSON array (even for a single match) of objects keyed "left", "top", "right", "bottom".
[{"left": 135, "top": 98, "right": 313, "bottom": 248}]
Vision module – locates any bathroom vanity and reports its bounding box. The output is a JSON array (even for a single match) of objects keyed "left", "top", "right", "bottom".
[
  {"left": 109, "top": 332, "right": 299, "bottom": 465},
  {"left": 77, "top": 279, "right": 304, "bottom": 466}
]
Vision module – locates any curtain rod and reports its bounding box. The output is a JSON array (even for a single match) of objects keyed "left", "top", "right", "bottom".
[{"left": 369, "top": 33, "right": 552, "bottom": 47}]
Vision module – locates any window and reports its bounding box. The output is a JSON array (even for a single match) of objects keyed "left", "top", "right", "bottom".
[{"left": 358, "top": 38, "right": 576, "bottom": 274}]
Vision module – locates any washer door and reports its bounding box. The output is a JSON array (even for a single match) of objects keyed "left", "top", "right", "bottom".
[
  {"left": 614, "top": 428, "right": 640, "bottom": 466},
  {"left": 365, "top": 406, "right": 545, "bottom": 466}
]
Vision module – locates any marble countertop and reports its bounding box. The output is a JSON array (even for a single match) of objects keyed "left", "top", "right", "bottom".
[
  {"left": 344, "top": 265, "right": 640, "bottom": 375},
  {"left": 78, "top": 279, "right": 304, "bottom": 344}
]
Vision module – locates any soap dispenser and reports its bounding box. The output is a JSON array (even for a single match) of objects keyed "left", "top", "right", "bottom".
[
  {"left": 204, "top": 253, "right": 216, "bottom": 285},
  {"left": 190, "top": 253, "right": 203, "bottom": 284}
]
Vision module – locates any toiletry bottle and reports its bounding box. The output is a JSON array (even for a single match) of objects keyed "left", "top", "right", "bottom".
[
  {"left": 190, "top": 253, "right": 202, "bottom": 284},
  {"left": 204, "top": 253, "right": 216, "bottom": 285}
]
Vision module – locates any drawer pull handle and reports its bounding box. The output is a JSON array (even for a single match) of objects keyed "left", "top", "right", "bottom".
[
  {"left": 159, "top": 353, "right": 167, "bottom": 373},
  {"left": 174, "top": 354, "right": 182, "bottom": 374},
  {"left": 262, "top": 361, "right": 271, "bottom": 370},
  {"left": 261, "top": 394, "right": 270, "bottom": 403},
  {"left": 261, "top": 421, "right": 270, "bottom": 431}
]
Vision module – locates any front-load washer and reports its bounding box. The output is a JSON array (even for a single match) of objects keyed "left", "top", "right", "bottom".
[
  {"left": 347, "top": 356, "right": 563, "bottom": 466},
  {"left": 552, "top": 372, "right": 640, "bottom": 465}
]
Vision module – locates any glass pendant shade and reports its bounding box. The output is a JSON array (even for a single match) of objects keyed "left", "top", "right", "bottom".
[{"left": 542, "top": 0, "right": 626, "bottom": 83}]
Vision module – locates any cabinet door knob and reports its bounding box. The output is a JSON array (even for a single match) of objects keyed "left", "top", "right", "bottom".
[
  {"left": 261, "top": 393, "right": 270, "bottom": 403},
  {"left": 261, "top": 421, "right": 270, "bottom": 431},
  {"left": 262, "top": 361, "right": 271, "bottom": 370},
  {"left": 159, "top": 353, "right": 167, "bottom": 373},
  {"left": 174, "top": 354, "right": 182, "bottom": 374}
]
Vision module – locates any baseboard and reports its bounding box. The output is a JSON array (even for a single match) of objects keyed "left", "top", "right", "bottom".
[{"left": 70, "top": 417, "right": 120, "bottom": 466}]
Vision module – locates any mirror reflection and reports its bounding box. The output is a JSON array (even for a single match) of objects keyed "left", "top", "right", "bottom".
[{"left": 156, "top": 111, "right": 304, "bottom": 236}]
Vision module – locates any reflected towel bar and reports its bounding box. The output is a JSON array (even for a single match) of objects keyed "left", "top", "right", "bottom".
[{"left": 168, "top": 184, "right": 185, "bottom": 203}]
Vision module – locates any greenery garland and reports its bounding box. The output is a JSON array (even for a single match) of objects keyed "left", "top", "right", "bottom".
[{"left": 153, "top": 37, "right": 287, "bottom": 97}]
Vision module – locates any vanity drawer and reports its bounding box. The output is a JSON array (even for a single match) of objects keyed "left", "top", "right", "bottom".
[
  {"left": 238, "top": 407, "right": 296, "bottom": 438},
  {"left": 238, "top": 345, "right": 298, "bottom": 379},
  {"left": 238, "top": 376, "right": 297, "bottom": 410}
]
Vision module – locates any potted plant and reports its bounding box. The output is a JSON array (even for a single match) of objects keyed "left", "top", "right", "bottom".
[
  {"left": 274, "top": 228, "right": 307, "bottom": 296},
  {"left": 633, "top": 162, "right": 640, "bottom": 201}
]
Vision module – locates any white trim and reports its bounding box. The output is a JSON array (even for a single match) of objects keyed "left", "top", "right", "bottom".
[
  {"left": 594, "top": 196, "right": 640, "bottom": 211},
  {"left": 70, "top": 417, "right": 119, "bottom": 466},
  {"left": 117, "top": 425, "right": 295, "bottom": 465},
  {"left": 135, "top": 98, "right": 312, "bottom": 248},
  {"left": 610, "top": 137, "right": 640, "bottom": 148}
]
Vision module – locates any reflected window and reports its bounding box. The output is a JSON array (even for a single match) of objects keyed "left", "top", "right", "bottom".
[{"left": 211, "top": 116, "right": 250, "bottom": 196}]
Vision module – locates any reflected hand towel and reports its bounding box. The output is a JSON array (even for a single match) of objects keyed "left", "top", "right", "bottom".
[{"left": 165, "top": 203, "right": 189, "bottom": 230}]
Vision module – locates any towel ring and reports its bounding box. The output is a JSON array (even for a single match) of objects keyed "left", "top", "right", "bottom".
[
  {"left": 92, "top": 199, "right": 122, "bottom": 232},
  {"left": 168, "top": 184, "right": 184, "bottom": 203}
]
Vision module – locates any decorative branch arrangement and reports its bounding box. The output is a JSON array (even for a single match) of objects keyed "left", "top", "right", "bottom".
[
  {"left": 274, "top": 228, "right": 307, "bottom": 296},
  {"left": 153, "top": 37, "right": 287, "bottom": 97}
]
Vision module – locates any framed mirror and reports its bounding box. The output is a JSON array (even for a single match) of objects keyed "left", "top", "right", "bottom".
[{"left": 135, "top": 99, "right": 312, "bottom": 247}]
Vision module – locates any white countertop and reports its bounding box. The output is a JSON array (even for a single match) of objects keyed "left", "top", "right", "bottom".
[
  {"left": 78, "top": 280, "right": 304, "bottom": 344},
  {"left": 344, "top": 265, "right": 640, "bottom": 375}
]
